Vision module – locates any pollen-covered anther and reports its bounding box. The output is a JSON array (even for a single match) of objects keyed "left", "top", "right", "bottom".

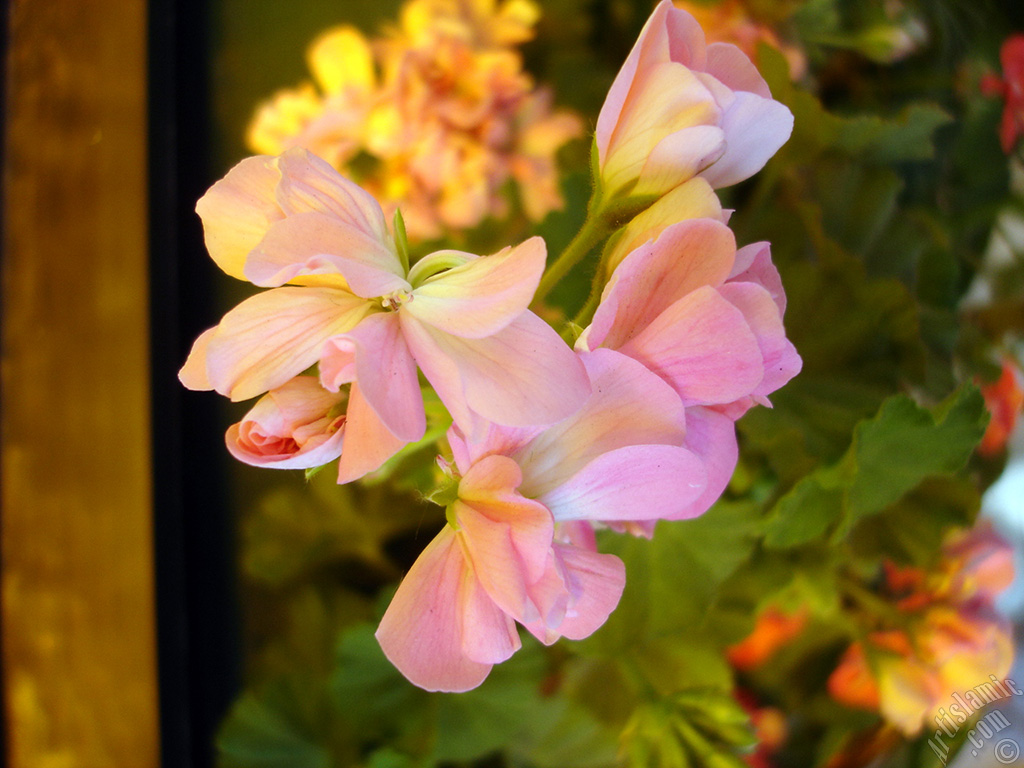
[{"left": 381, "top": 289, "right": 414, "bottom": 311}]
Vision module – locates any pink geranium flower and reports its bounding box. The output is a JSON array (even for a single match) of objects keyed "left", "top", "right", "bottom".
[
  {"left": 376, "top": 349, "right": 708, "bottom": 691},
  {"left": 595, "top": 0, "right": 793, "bottom": 198},
  {"left": 180, "top": 148, "right": 589, "bottom": 481},
  {"left": 578, "top": 218, "right": 801, "bottom": 517}
]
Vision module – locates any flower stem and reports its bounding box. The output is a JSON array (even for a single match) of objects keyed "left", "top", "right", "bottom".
[{"left": 531, "top": 209, "right": 611, "bottom": 308}]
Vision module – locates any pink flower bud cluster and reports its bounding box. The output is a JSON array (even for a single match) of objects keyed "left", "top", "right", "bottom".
[{"left": 181, "top": 0, "right": 799, "bottom": 691}]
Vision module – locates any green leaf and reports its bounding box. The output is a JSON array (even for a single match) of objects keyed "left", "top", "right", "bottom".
[
  {"left": 430, "top": 640, "right": 549, "bottom": 763},
  {"left": 218, "top": 693, "right": 331, "bottom": 768},
  {"left": 588, "top": 501, "right": 761, "bottom": 651},
  {"left": 763, "top": 385, "right": 987, "bottom": 548},
  {"left": 845, "top": 387, "right": 987, "bottom": 519}
]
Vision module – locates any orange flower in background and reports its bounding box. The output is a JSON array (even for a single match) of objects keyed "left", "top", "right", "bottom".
[
  {"left": 247, "top": 0, "right": 582, "bottom": 240},
  {"left": 982, "top": 34, "right": 1024, "bottom": 154},
  {"left": 978, "top": 359, "right": 1024, "bottom": 456},
  {"left": 727, "top": 605, "right": 809, "bottom": 670},
  {"left": 827, "top": 524, "right": 1015, "bottom": 736},
  {"left": 671, "top": 0, "right": 806, "bottom": 79}
]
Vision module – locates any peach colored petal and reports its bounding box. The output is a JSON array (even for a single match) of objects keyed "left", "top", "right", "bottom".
[
  {"left": 204, "top": 286, "right": 373, "bottom": 402},
  {"left": 728, "top": 241, "right": 786, "bottom": 315},
  {"left": 405, "top": 237, "right": 547, "bottom": 339},
  {"left": 705, "top": 42, "right": 770, "bottom": 97},
  {"left": 178, "top": 327, "right": 217, "bottom": 391},
  {"left": 321, "top": 312, "right": 425, "bottom": 442},
  {"left": 672, "top": 406, "right": 738, "bottom": 520},
  {"left": 718, "top": 282, "right": 801, "bottom": 401},
  {"left": 604, "top": 178, "right": 725, "bottom": 273},
  {"left": 274, "top": 149, "right": 393, "bottom": 249},
  {"left": 195, "top": 155, "right": 283, "bottom": 280},
  {"left": 633, "top": 124, "right": 725, "bottom": 196},
  {"left": 225, "top": 376, "right": 346, "bottom": 469},
  {"left": 244, "top": 212, "right": 409, "bottom": 297},
  {"left": 336, "top": 381, "right": 409, "bottom": 483}
]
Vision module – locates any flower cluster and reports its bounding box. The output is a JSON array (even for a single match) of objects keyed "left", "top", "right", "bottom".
[
  {"left": 246, "top": 0, "right": 582, "bottom": 239},
  {"left": 182, "top": 0, "right": 798, "bottom": 692},
  {"left": 827, "top": 523, "right": 1015, "bottom": 736}
]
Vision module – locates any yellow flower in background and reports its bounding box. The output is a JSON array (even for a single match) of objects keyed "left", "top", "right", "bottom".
[
  {"left": 245, "top": 0, "right": 580, "bottom": 241},
  {"left": 247, "top": 26, "right": 377, "bottom": 168}
]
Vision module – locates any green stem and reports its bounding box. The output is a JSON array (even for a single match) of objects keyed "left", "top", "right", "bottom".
[
  {"left": 532, "top": 210, "right": 611, "bottom": 308},
  {"left": 570, "top": 279, "right": 604, "bottom": 331}
]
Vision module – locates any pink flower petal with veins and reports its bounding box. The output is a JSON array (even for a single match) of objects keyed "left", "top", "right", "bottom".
[
  {"left": 619, "top": 285, "right": 764, "bottom": 408},
  {"left": 192, "top": 286, "right": 373, "bottom": 402},
  {"left": 376, "top": 527, "right": 508, "bottom": 693},
  {"left": 401, "top": 311, "right": 590, "bottom": 432},
  {"left": 538, "top": 444, "right": 706, "bottom": 522},
  {"left": 321, "top": 312, "right": 424, "bottom": 443},
  {"left": 336, "top": 381, "right": 409, "bottom": 483},
  {"left": 405, "top": 237, "right": 547, "bottom": 339}
]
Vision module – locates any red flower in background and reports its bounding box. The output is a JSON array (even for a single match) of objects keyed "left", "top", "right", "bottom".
[
  {"left": 981, "top": 35, "right": 1024, "bottom": 154},
  {"left": 978, "top": 360, "right": 1024, "bottom": 457}
]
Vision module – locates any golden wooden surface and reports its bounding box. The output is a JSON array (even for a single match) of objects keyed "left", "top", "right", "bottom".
[{"left": 2, "top": 1, "right": 159, "bottom": 766}]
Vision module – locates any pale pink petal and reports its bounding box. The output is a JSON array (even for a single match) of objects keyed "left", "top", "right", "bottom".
[
  {"left": 548, "top": 544, "right": 626, "bottom": 641},
  {"left": 225, "top": 376, "right": 346, "bottom": 469},
  {"left": 274, "top": 148, "right": 392, "bottom": 247},
  {"left": 459, "top": 566, "right": 521, "bottom": 665},
  {"left": 336, "top": 382, "right": 409, "bottom": 483},
  {"left": 459, "top": 456, "right": 554, "bottom": 582},
  {"left": 178, "top": 327, "right": 217, "bottom": 391},
  {"left": 699, "top": 92, "right": 794, "bottom": 188},
  {"left": 620, "top": 286, "right": 764, "bottom": 407},
  {"left": 195, "top": 155, "right": 282, "bottom": 280},
  {"left": 538, "top": 444, "right": 706, "bottom": 522},
  {"left": 405, "top": 238, "right": 547, "bottom": 339},
  {"left": 522, "top": 544, "right": 625, "bottom": 643},
  {"left": 585, "top": 219, "right": 736, "bottom": 351},
  {"left": 457, "top": 497, "right": 552, "bottom": 624},
  {"left": 705, "top": 43, "right": 771, "bottom": 98},
  {"left": 322, "top": 312, "right": 424, "bottom": 442},
  {"left": 633, "top": 125, "right": 726, "bottom": 196},
  {"left": 669, "top": 406, "right": 737, "bottom": 520},
  {"left": 728, "top": 242, "right": 787, "bottom": 315},
  {"left": 718, "top": 282, "right": 801, "bottom": 400},
  {"left": 596, "top": 0, "right": 706, "bottom": 162},
  {"left": 515, "top": 349, "right": 688, "bottom": 498},
  {"left": 204, "top": 287, "right": 373, "bottom": 401},
  {"left": 400, "top": 311, "right": 590, "bottom": 431},
  {"left": 447, "top": 421, "right": 544, "bottom": 476},
  {"left": 602, "top": 62, "right": 720, "bottom": 194},
  {"left": 521, "top": 551, "right": 570, "bottom": 643},
  {"left": 376, "top": 527, "right": 493, "bottom": 693},
  {"left": 244, "top": 212, "right": 408, "bottom": 297}
]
